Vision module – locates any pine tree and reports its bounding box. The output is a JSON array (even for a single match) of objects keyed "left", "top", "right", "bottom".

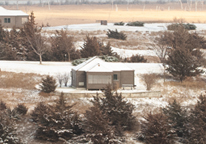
[
  {"left": 166, "top": 48, "right": 204, "bottom": 82},
  {"left": 34, "top": 93, "right": 83, "bottom": 142},
  {"left": 0, "top": 107, "right": 22, "bottom": 143},
  {"left": 81, "top": 36, "right": 101, "bottom": 58},
  {"left": 40, "top": 75, "right": 57, "bottom": 93},
  {"left": 85, "top": 106, "right": 118, "bottom": 144},
  {"left": 91, "top": 85, "right": 138, "bottom": 135},
  {"left": 141, "top": 113, "right": 174, "bottom": 144},
  {"left": 162, "top": 99, "right": 188, "bottom": 138},
  {"left": 101, "top": 41, "right": 113, "bottom": 56},
  {"left": 187, "top": 95, "right": 206, "bottom": 144},
  {"left": 51, "top": 30, "right": 79, "bottom": 61}
]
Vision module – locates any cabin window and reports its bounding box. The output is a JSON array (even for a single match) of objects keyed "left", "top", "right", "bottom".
[
  {"left": 4, "top": 18, "right": 10, "bottom": 23},
  {"left": 113, "top": 74, "right": 118, "bottom": 80},
  {"left": 88, "top": 75, "right": 111, "bottom": 84}
]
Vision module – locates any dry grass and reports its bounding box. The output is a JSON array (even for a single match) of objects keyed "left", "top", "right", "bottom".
[
  {"left": 0, "top": 71, "right": 42, "bottom": 90},
  {"left": 164, "top": 77, "right": 206, "bottom": 89},
  {"left": 4, "top": 4, "right": 206, "bottom": 26}
]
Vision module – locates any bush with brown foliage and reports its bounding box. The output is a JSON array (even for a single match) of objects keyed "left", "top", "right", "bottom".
[
  {"left": 107, "top": 29, "right": 127, "bottom": 40},
  {"left": 141, "top": 73, "right": 158, "bottom": 90}
]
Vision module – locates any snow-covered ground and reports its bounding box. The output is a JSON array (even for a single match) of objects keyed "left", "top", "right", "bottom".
[
  {"left": 43, "top": 23, "right": 206, "bottom": 32},
  {"left": 0, "top": 61, "right": 163, "bottom": 90}
]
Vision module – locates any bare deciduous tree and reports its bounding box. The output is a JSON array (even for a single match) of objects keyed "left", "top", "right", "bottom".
[
  {"left": 141, "top": 73, "right": 158, "bottom": 90},
  {"left": 26, "top": 33, "right": 48, "bottom": 64},
  {"left": 63, "top": 73, "right": 70, "bottom": 87},
  {"left": 57, "top": 74, "right": 64, "bottom": 87}
]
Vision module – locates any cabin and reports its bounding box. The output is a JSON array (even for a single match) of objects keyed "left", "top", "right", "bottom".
[
  {"left": 71, "top": 56, "right": 135, "bottom": 90},
  {"left": 0, "top": 7, "right": 29, "bottom": 28}
]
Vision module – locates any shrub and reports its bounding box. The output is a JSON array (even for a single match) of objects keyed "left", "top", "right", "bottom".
[
  {"left": 13, "top": 104, "right": 28, "bottom": 115},
  {"left": 40, "top": 75, "right": 57, "bottom": 93},
  {"left": 106, "top": 29, "right": 127, "bottom": 40},
  {"left": 167, "top": 23, "right": 196, "bottom": 30},
  {"left": 141, "top": 73, "right": 158, "bottom": 90},
  {"left": 127, "top": 21, "right": 144, "bottom": 26},
  {"left": 72, "top": 55, "right": 119, "bottom": 66},
  {"left": 127, "top": 54, "right": 147, "bottom": 63},
  {"left": 99, "top": 55, "right": 119, "bottom": 62},
  {"left": 0, "top": 100, "right": 7, "bottom": 111},
  {"left": 114, "top": 21, "right": 125, "bottom": 26}
]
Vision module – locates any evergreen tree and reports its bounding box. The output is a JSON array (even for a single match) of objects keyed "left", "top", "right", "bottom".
[
  {"left": 51, "top": 30, "right": 80, "bottom": 61},
  {"left": 91, "top": 85, "right": 137, "bottom": 135},
  {"left": 40, "top": 75, "right": 57, "bottom": 93},
  {"left": 166, "top": 48, "right": 204, "bottom": 82},
  {"left": 101, "top": 41, "right": 113, "bottom": 56},
  {"left": 34, "top": 93, "right": 83, "bottom": 142},
  {"left": 188, "top": 95, "right": 206, "bottom": 144},
  {"left": 141, "top": 113, "right": 174, "bottom": 144},
  {"left": 81, "top": 36, "right": 101, "bottom": 58},
  {"left": 85, "top": 106, "right": 118, "bottom": 144},
  {"left": 162, "top": 99, "right": 188, "bottom": 138}
]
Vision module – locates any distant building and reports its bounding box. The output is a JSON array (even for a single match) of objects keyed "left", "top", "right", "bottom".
[
  {"left": 0, "top": 7, "right": 29, "bottom": 28},
  {"left": 71, "top": 56, "right": 135, "bottom": 90}
]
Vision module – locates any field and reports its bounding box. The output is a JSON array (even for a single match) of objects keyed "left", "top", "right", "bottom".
[{"left": 5, "top": 4, "right": 206, "bottom": 26}]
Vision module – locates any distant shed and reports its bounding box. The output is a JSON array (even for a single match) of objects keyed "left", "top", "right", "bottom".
[
  {"left": 0, "top": 7, "right": 29, "bottom": 28},
  {"left": 100, "top": 20, "right": 107, "bottom": 25}
]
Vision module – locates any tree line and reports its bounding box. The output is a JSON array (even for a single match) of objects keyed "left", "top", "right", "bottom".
[{"left": 0, "top": 12, "right": 148, "bottom": 64}]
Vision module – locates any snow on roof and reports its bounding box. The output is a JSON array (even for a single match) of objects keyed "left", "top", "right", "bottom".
[
  {"left": 87, "top": 63, "right": 113, "bottom": 72},
  {"left": 0, "top": 7, "right": 29, "bottom": 16},
  {"left": 73, "top": 56, "right": 134, "bottom": 72},
  {"left": 73, "top": 56, "right": 105, "bottom": 71}
]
